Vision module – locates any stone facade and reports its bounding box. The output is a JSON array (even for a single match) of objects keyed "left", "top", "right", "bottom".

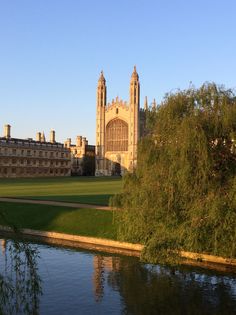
[
  {"left": 0, "top": 125, "right": 71, "bottom": 178},
  {"left": 95, "top": 67, "right": 146, "bottom": 176},
  {"left": 65, "top": 136, "right": 95, "bottom": 175}
]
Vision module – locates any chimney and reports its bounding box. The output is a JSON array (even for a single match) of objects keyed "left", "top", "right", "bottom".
[
  {"left": 50, "top": 130, "right": 55, "bottom": 143},
  {"left": 4, "top": 124, "right": 11, "bottom": 138},
  {"left": 41, "top": 132, "right": 46, "bottom": 142},
  {"left": 36, "top": 132, "right": 41, "bottom": 142}
]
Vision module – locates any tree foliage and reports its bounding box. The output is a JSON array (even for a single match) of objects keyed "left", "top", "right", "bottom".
[
  {"left": 82, "top": 155, "right": 95, "bottom": 176},
  {"left": 112, "top": 83, "right": 236, "bottom": 264}
]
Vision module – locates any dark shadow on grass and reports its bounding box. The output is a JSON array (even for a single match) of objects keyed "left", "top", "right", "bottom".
[
  {"left": 0, "top": 202, "right": 117, "bottom": 240},
  {"left": 0, "top": 176, "right": 122, "bottom": 185}
]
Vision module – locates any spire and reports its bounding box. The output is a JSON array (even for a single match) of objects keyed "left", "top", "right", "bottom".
[
  {"left": 131, "top": 65, "right": 139, "bottom": 81},
  {"left": 144, "top": 96, "right": 148, "bottom": 110},
  {"left": 152, "top": 98, "right": 157, "bottom": 110},
  {"left": 97, "top": 70, "right": 107, "bottom": 107},
  {"left": 98, "top": 70, "right": 106, "bottom": 84}
]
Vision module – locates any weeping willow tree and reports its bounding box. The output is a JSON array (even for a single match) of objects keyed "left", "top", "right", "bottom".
[
  {"left": 112, "top": 83, "right": 236, "bottom": 264},
  {"left": 0, "top": 238, "right": 42, "bottom": 315}
]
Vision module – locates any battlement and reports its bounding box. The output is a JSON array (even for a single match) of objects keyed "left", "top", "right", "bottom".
[{"left": 106, "top": 97, "right": 129, "bottom": 111}]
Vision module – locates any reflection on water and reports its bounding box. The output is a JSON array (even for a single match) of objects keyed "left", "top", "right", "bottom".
[
  {"left": 0, "top": 237, "right": 235, "bottom": 315},
  {"left": 93, "top": 255, "right": 121, "bottom": 302}
]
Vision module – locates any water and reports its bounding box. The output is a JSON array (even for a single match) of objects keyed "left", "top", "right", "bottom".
[{"left": 0, "top": 237, "right": 235, "bottom": 315}]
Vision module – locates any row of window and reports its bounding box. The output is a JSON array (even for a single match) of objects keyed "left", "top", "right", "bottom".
[
  {"left": 0, "top": 139, "right": 64, "bottom": 149},
  {"left": 0, "top": 148, "right": 69, "bottom": 158},
  {"left": 0, "top": 167, "right": 70, "bottom": 175},
  {"left": 0, "top": 159, "right": 70, "bottom": 167}
]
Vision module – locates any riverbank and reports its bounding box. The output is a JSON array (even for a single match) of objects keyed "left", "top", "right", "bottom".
[
  {"left": 0, "top": 225, "right": 236, "bottom": 273},
  {"left": 0, "top": 200, "right": 235, "bottom": 272}
]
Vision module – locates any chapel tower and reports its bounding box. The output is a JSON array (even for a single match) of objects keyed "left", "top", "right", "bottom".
[
  {"left": 95, "top": 67, "right": 145, "bottom": 176},
  {"left": 96, "top": 71, "right": 107, "bottom": 174},
  {"left": 129, "top": 66, "right": 140, "bottom": 169}
]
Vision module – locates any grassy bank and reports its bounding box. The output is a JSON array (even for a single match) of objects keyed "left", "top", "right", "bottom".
[
  {"left": 0, "top": 177, "right": 122, "bottom": 205},
  {"left": 0, "top": 202, "right": 117, "bottom": 240}
]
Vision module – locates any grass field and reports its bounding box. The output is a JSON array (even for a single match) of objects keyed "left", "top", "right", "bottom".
[
  {"left": 0, "top": 177, "right": 122, "bottom": 205},
  {"left": 0, "top": 202, "right": 117, "bottom": 240}
]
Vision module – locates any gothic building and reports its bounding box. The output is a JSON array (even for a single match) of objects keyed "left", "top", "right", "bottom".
[{"left": 95, "top": 66, "right": 146, "bottom": 176}]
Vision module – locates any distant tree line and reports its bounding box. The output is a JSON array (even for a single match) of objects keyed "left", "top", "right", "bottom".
[{"left": 112, "top": 83, "right": 236, "bottom": 264}]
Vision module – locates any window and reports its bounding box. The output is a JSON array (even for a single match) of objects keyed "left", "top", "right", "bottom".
[{"left": 106, "top": 119, "right": 128, "bottom": 151}]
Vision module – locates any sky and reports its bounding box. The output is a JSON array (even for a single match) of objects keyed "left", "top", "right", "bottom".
[{"left": 0, "top": 0, "right": 236, "bottom": 144}]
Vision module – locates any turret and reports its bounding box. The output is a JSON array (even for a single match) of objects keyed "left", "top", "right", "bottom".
[
  {"left": 96, "top": 71, "right": 107, "bottom": 175},
  {"left": 64, "top": 138, "right": 71, "bottom": 148},
  {"left": 82, "top": 137, "right": 87, "bottom": 150},
  {"left": 97, "top": 71, "right": 107, "bottom": 107},
  {"left": 129, "top": 66, "right": 140, "bottom": 106},
  {"left": 76, "top": 136, "right": 82, "bottom": 147},
  {"left": 129, "top": 66, "right": 140, "bottom": 170}
]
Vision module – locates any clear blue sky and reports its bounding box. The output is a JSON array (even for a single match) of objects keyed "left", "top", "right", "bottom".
[{"left": 0, "top": 0, "right": 235, "bottom": 144}]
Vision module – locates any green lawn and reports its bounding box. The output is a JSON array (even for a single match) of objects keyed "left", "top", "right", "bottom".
[
  {"left": 0, "top": 202, "right": 117, "bottom": 240},
  {"left": 0, "top": 177, "right": 122, "bottom": 205}
]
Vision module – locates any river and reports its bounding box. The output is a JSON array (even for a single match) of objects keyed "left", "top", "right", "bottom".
[{"left": 0, "top": 236, "right": 235, "bottom": 315}]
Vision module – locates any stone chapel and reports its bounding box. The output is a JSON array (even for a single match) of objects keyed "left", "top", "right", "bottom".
[{"left": 95, "top": 66, "right": 147, "bottom": 176}]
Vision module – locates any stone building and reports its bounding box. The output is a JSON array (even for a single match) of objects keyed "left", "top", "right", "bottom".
[
  {"left": 0, "top": 124, "right": 71, "bottom": 178},
  {"left": 65, "top": 136, "right": 95, "bottom": 175},
  {"left": 95, "top": 66, "right": 146, "bottom": 176}
]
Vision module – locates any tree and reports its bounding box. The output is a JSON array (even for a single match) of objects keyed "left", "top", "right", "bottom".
[
  {"left": 82, "top": 154, "right": 95, "bottom": 176},
  {"left": 113, "top": 83, "right": 236, "bottom": 264}
]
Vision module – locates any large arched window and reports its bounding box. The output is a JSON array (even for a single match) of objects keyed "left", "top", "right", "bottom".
[{"left": 106, "top": 119, "right": 128, "bottom": 151}]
